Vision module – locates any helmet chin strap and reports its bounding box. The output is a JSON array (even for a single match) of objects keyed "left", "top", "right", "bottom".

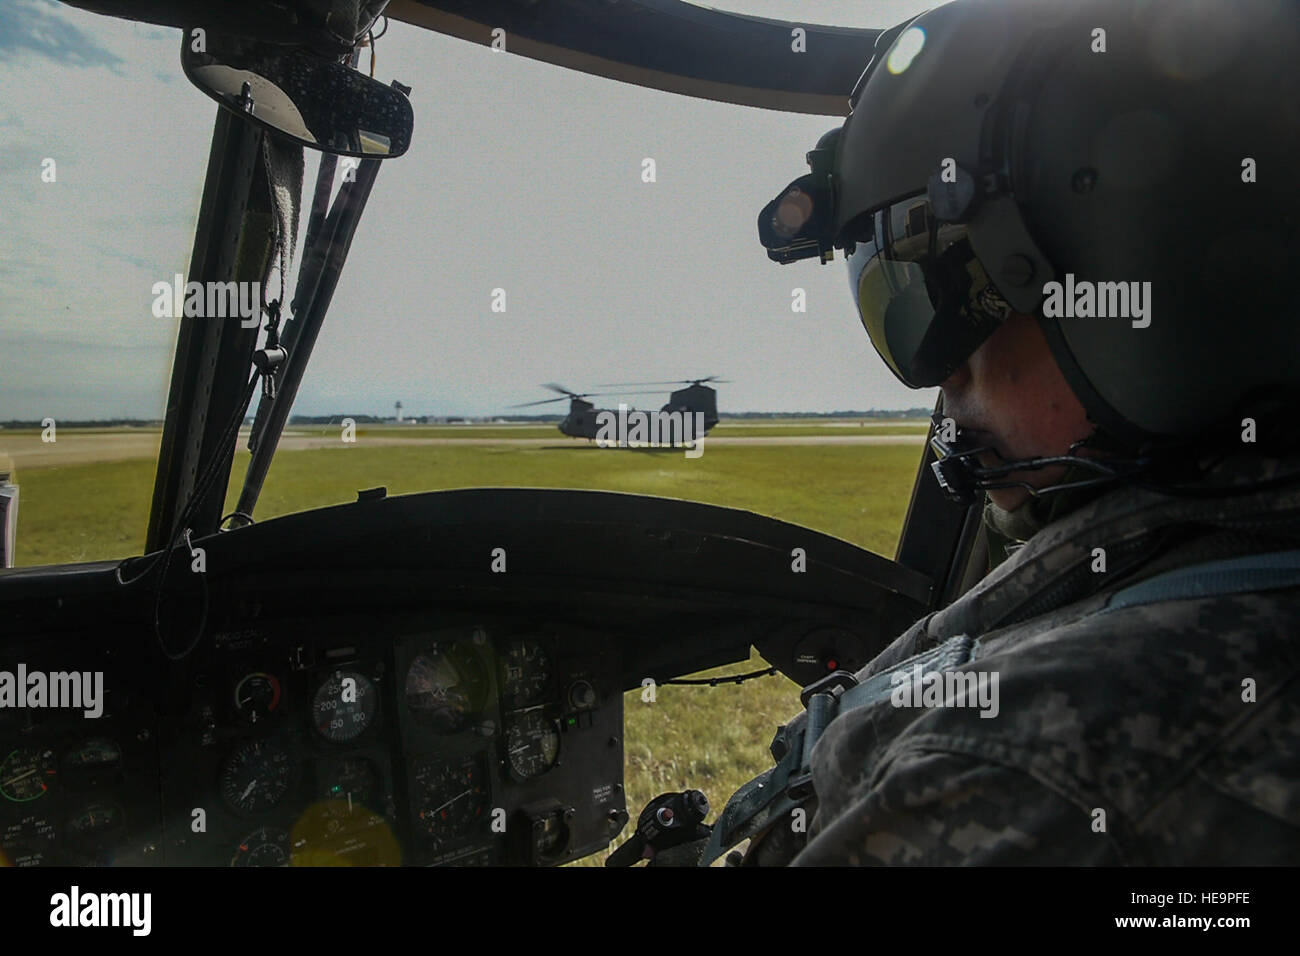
[
  {"left": 926, "top": 411, "right": 1155, "bottom": 507},
  {"left": 927, "top": 408, "right": 1300, "bottom": 508}
]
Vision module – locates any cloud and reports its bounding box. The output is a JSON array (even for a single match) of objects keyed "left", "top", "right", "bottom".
[
  {"left": 0, "top": 4, "right": 208, "bottom": 419},
  {"left": 0, "top": 0, "right": 124, "bottom": 69},
  {"left": 0, "top": 1, "right": 932, "bottom": 421}
]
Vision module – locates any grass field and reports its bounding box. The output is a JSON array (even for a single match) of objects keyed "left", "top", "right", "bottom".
[
  {"left": 9, "top": 431, "right": 924, "bottom": 565},
  {"left": 3, "top": 427, "right": 924, "bottom": 865},
  {"left": 345, "top": 422, "right": 931, "bottom": 440}
]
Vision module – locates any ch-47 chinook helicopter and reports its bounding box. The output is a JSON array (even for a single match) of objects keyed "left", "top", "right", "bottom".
[
  {"left": 1, "top": 0, "right": 982, "bottom": 870},
  {"left": 514, "top": 378, "right": 724, "bottom": 443}
]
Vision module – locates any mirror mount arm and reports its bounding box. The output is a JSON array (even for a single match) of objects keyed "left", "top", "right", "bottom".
[
  {"left": 180, "top": 31, "right": 414, "bottom": 158},
  {"left": 233, "top": 150, "right": 386, "bottom": 525}
]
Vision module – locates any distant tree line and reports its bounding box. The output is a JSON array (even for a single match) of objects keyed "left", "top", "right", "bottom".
[
  {"left": 283, "top": 409, "right": 935, "bottom": 423},
  {"left": 0, "top": 419, "right": 162, "bottom": 428},
  {"left": 1, "top": 408, "right": 933, "bottom": 429},
  {"left": 720, "top": 409, "right": 933, "bottom": 419}
]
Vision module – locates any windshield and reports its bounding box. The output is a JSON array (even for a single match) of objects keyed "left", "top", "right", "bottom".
[{"left": 0, "top": 0, "right": 937, "bottom": 569}]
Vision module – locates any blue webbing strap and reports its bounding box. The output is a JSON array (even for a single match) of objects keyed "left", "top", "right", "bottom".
[
  {"left": 1103, "top": 548, "right": 1300, "bottom": 612},
  {"left": 697, "top": 738, "right": 803, "bottom": 866},
  {"left": 697, "top": 549, "right": 1300, "bottom": 865},
  {"left": 696, "top": 634, "right": 975, "bottom": 866}
]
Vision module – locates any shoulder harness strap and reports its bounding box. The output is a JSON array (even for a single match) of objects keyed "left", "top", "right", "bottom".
[
  {"left": 1102, "top": 548, "right": 1300, "bottom": 613},
  {"left": 698, "top": 548, "right": 1300, "bottom": 866}
]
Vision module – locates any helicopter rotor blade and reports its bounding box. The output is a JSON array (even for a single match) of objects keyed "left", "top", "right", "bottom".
[
  {"left": 385, "top": 1, "right": 879, "bottom": 117},
  {"left": 512, "top": 388, "right": 674, "bottom": 408},
  {"left": 594, "top": 380, "right": 681, "bottom": 387},
  {"left": 596, "top": 377, "right": 728, "bottom": 387},
  {"left": 582, "top": 391, "right": 666, "bottom": 400},
  {"left": 62, "top": 3, "right": 879, "bottom": 117},
  {"left": 510, "top": 395, "right": 573, "bottom": 408}
]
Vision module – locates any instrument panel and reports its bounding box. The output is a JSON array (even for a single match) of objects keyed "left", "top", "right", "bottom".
[
  {"left": 1, "top": 486, "right": 931, "bottom": 867},
  {"left": 0, "top": 651, "right": 159, "bottom": 867},
  {"left": 2, "top": 612, "right": 626, "bottom": 867}
]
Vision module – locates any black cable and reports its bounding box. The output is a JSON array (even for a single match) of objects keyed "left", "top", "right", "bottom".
[
  {"left": 149, "top": 372, "right": 259, "bottom": 660},
  {"left": 114, "top": 369, "right": 260, "bottom": 662},
  {"left": 115, "top": 371, "right": 260, "bottom": 589},
  {"left": 150, "top": 528, "right": 212, "bottom": 662}
]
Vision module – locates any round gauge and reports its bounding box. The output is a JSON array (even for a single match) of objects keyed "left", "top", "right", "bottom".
[
  {"left": 1, "top": 747, "right": 57, "bottom": 803},
  {"left": 505, "top": 710, "right": 560, "bottom": 780},
  {"left": 405, "top": 644, "right": 489, "bottom": 734},
  {"left": 220, "top": 739, "right": 293, "bottom": 815},
  {"left": 233, "top": 672, "right": 282, "bottom": 724},
  {"left": 312, "top": 670, "right": 378, "bottom": 743},
  {"left": 62, "top": 738, "right": 122, "bottom": 789},
  {"left": 67, "top": 803, "right": 125, "bottom": 853},
  {"left": 501, "top": 640, "right": 552, "bottom": 709},
  {"left": 63, "top": 738, "right": 121, "bottom": 771},
  {"left": 413, "top": 754, "right": 490, "bottom": 846},
  {"left": 1, "top": 814, "right": 57, "bottom": 866},
  {"left": 231, "top": 827, "right": 290, "bottom": 867},
  {"left": 320, "top": 756, "right": 380, "bottom": 807}
]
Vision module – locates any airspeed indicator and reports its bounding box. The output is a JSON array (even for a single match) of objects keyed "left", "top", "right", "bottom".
[{"left": 312, "top": 670, "right": 378, "bottom": 743}]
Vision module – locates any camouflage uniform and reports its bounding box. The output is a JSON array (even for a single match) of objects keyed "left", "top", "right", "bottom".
[{"left": 763, "top": 452, "right": 1300, "bottom": 865}]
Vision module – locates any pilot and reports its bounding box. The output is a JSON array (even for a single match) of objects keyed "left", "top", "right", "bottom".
[{"left": 711, "top": 0, "right": 1300, "bottom": 865}]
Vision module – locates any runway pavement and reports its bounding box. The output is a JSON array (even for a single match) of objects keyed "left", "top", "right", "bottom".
[{"left": 1, "top": 430, "right": 926, "bottom": 468}]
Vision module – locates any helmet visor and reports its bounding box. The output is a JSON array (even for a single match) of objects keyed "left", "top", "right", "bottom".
[{"left": 848, "top": 195, "right": 1011, "bottom": 388}]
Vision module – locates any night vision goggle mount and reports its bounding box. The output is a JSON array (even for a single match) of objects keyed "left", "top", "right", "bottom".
[
  {"left": 756, "top": 128, "right": 844, "bottom": 265},
  {"left": 758, "top": 126, "right": 1000, "bottom": 268},
  {"left": 756, "top": 123, "right": 1144, "bottom": 509}
]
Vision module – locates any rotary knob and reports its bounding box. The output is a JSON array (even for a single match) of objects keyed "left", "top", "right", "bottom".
[{"left": 568, "top": 680, "right": 596, "bottom": 710}]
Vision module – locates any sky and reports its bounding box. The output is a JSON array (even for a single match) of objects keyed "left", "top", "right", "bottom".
[{"left": 0, "top": 0, "right": 940, "bottom": 420}]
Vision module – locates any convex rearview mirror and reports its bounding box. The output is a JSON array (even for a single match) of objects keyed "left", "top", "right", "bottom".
[{"left": 181, "top": 29, "right": 413, "bottom": 158}]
